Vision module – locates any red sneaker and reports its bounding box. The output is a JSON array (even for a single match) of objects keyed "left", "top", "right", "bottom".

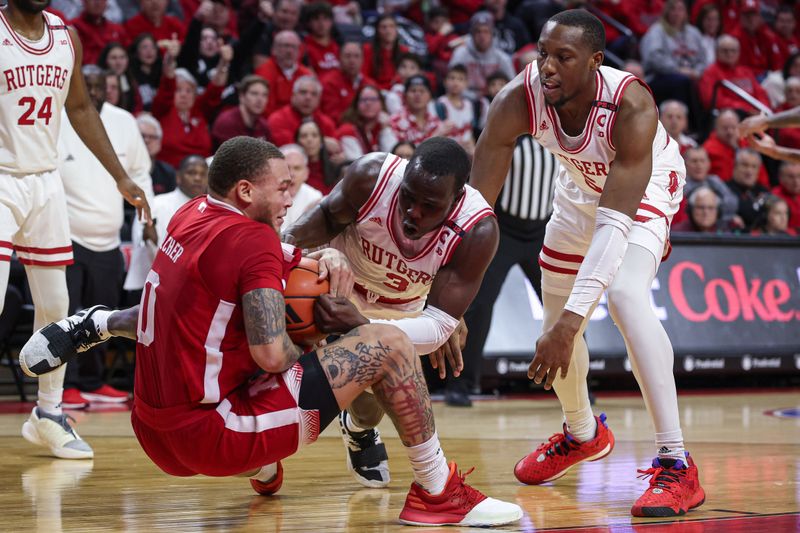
[
  {"left": 514, "top": 413, "right": 614, "bottom": 484},
  {"left": 62, "top": 388, "right": 89, "bottom": 410},
  {"left": 250, "top": 462, "right": 283, "bottom": 496},
  {"left": 631, "top": 454, "right": 705, "bottom": 517},
  {"left": 82, "top": 384, "right": 129, "bottom": 403},
  {"left": 399, "top": 462, "right": 522, "bottom": 526}
]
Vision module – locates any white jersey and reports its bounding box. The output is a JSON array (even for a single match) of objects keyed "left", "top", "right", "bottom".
[
  {"left": 0, "top": 10, "right": 74, "bottom": 174},
  {"left": 331, "top": 154, "right": 494, "bottom": 319},
  {"left": 524, "top": 64, "right": 684, "bottom": 221}
]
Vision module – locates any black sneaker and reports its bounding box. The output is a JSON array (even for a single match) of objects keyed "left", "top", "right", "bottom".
[
  {"left": 20, "top": 305, "right": 111, "bottom": 377},
  {"left": 339, "top": 410, "right": 390, "bottom": 488}
]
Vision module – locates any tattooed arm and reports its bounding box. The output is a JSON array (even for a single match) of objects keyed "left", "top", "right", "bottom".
[{"left": 243, "top": 288, "right": 303, "bottom": 373}]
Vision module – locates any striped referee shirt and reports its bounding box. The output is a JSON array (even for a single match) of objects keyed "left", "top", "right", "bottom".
[{"left": 496, "top": 134, "right": 559, "bottom": 237}]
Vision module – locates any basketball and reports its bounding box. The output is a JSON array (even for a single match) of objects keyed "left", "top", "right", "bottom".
[{"left": 285, "top": 257, "right": 329, "bottom": 346}]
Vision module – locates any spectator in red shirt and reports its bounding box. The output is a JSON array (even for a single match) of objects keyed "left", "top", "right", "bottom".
[
  {"left": 320, "top": 42, "right": 375, "bottom": 122},
  {"left": 71, "top": 0, "right": 128, "bottom": 66},
  {"left": 363, "top": 14, "right": 408, "bottom": 90},
  {"left": 99, "top": 42, "right": 141, "bottom": 113},
  {"left": 152, "top": 43, "right": 231, "bottom": 166},
  {"left": 211, "top": 75, "right": 271, "bottom": 149},
  {"left": 425, "top": 6, "right": 462, "bottom": 79},
  {"left": 252, "top": 0, "right": 303, "bottom": 68},
  {"left": 730, "top": 0, "right": 782, "bottom": 77},
  {"left": 255, "top": 30, "right": 312, "bottom": 117},
  {"left": 337, "top": 84, "right": 394, "bottom": 160},
  {"left": 267, "top": 75, "right": 338, "bottom": 147},
  {"left": 386, "top": 75, "right": 452, "bottom": 147},
  {"left": 702, "top": 108, "right": 770, "bottom": 187},
  {"left": 773, "top": 6, "right": 800, "bottom": 70},
  {"left": 691, "top": 0, "right": 739, "bottom": 34},
  {"left": 698, "top": 34, "right": 771, "bottom": 114},
  {"left": 295, "top": 118, "right": 344, "bottom": 194},
  {"left": 179, "top": 0, "right": 238, "bottom": 39},
  {"left": 302, "top": 2, "right": 340, "bottom": 76},
  {"left": 124, "top": 0, "right": 185, "bottom": 43}
]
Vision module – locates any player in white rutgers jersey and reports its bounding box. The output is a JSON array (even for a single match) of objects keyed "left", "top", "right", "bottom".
[
  {"left": 283, "top": 137, "right": 499, "bottom": 488},
  {"left": 471, "top": 10, "right": 705, "bottom": 518},
  {"left": 0, "top": 0, "right": 151, "bottom": 459}
]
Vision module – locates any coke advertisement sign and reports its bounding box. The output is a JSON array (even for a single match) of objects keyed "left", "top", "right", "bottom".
[{"left": 482, "top": 241, "right": 800, "bottom": 375}]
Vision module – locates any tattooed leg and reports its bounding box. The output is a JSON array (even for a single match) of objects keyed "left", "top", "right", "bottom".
[{"left": 317, "top": 324, "right": 434, "bottom": 447}]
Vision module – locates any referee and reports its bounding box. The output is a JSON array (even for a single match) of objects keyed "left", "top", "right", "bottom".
[{"left": 445, "top": 134, "right": 559, "bottom": 406}]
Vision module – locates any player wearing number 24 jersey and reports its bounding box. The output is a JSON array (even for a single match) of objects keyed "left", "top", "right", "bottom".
[{"left": 1, "top": 0, "right": 151, "bottom": 461}]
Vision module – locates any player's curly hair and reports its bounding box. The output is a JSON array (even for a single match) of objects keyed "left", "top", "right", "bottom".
[
  {"left": 208, "top": 137, "right": 284, "bottom": 195},
  {"left": 408, "top": 137, "right": 470, "bottom": 193},
  {"left": 549, "top": 9, "right": 606, "bottom": 53}
]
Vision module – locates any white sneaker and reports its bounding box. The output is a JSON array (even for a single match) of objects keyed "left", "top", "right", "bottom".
[
  {"left": 21, "top": 407, "right": 94, "bottom": 460},
  {"left": 339, "top": 411, "right": 390, "bottom": 488}
]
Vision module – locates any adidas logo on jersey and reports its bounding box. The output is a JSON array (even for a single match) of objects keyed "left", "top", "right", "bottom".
[
  {"left": 369, "top": 216, "right": 383, "bottom": 227},
  {"left": 2, "top": 38, "right": 12, "bottom": 46}
]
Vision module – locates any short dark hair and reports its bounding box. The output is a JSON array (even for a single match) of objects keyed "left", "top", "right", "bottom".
[
  {"left": 208, "top": 137, "right": 284, "bottom": 195},
  {"left": 302, "top": 1, "right": 332, "bottom": 25},
  {"left": 238, "top": 74, "right": 268, "bottom": 95},
  {"left": 397, "top": 52, "right": 423, "bottom": 68},
  {"left": 487, "top": 70, "right": 510, "bottom": 85},
  {"left": 409, "top": 137, "right": 470, "bottom": 192},
  {"left": 548, "top": 9, "right": 606, "bottom": 53},
  {"left": 178, "top": 154, "right": 208, "bottom": 172},
  {"left": 447, "top": 64, "right": 467, "bottom": 77}
]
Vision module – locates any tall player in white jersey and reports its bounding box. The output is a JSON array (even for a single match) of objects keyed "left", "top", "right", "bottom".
[
  {"left": 0, "top": 0, "right": 151, "bottom": 459},
  {"left": 471, "top": 10, "right": 706, "bottom": 517},
  {"left": 283, "top": 137, "right": 499, "bottom": 488}
]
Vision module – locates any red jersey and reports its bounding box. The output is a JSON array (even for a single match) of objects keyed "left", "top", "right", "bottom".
[
  {"left": 70, "top": 13, "right": 129, "bottom": 66},
  {"left": 254, "top": 58, "right": 313, "bottom": 117},
  {"left": 320, "top": 69, "right": 376, "bottom": 121},
  {"left": 730, "top": 25, "right": 782, "bottom": 76},
  {"left": 134, "top": 195, "right": 298, "bottom": 418},
  {"left": 124, "top": 13, "right": 185, "bottom": 43},
  {"left": 266, "top": 105, "right": 338, "bottom": 147},
  {"left": 303, "top": 36, "right": 340, "bottom": 76}
]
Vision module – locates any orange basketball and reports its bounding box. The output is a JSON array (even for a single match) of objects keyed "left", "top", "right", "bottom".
[{"left": 285, "top": 257, "right": 329, "bottom": 346}]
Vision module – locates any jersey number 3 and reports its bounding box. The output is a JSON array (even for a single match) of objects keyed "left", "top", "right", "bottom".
[
  {"left": 18, "top": 96, "right": 53, "bottom": 126},
  {"left": 383, "top": 272, "right": 409, "bottom": 292}
]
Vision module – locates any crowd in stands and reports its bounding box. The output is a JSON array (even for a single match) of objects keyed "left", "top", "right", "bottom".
[{"left": 46, "top": 0, "right": 800, "bottom": 240}]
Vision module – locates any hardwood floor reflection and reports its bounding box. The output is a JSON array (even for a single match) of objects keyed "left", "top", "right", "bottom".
[{"left": 1, "top": 392, "right": 798, "bottom": 532}]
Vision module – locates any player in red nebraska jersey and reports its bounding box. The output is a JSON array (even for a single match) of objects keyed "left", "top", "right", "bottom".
[
  {"left": 472, "top": 10, "right": 704, "bottom": 517},
  {"left": 0, "top": 0, "right": 150, "bottom": 460},
  {"left": 20, "top": 137, "right": 521, "bottom": 527}
]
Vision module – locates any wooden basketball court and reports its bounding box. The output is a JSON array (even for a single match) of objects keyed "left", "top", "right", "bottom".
[{"left": 0, "top": 390, "right": 798, "bottom": 532}]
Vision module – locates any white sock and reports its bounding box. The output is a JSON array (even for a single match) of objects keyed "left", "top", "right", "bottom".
[
  {"left": 565, "top": 407, "right": 597, "bottom": 442},
  {"left": 37, "top": 365, "right": 66, "bottom": 416},
  {"left": 250, "top": 463, "right": 278, "bottom": 482},
  {"left": 656, "top": 429, "right": 686, "bottom": 463},
  {"left": 406, "top": 432, "right": 450, "bottom": 495}
]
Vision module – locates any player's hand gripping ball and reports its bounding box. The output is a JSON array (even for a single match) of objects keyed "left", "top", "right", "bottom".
[{"left": 284, "top": 257, "right": 330, "bottom": 346}]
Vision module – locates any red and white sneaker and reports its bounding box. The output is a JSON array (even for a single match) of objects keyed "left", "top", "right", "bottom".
[
  {"left": 514, "top": 413, "right": 615, "bottom": 484},
  {"left": 62, "top": 388, "right": 90, "bottom": 410},
  {"left": 399, "top": 462, "right": 522, "bottom": 526},
  {"left": 82, "top": 385, "right": 129, "bottom": 403},
  {"left": 631, "top": 454, "right": 705, "bottom": 517},
  {"left": 250, "top": 462, "right": 283, "bottom": 496}
]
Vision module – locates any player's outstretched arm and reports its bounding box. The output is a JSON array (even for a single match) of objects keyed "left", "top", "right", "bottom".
[
  {"left": 470, "top": 72, "right": 530, "bottom": 206},
  {"left": 282, "top": 152, "right": 387, "bottom": 248},
  {"left": 64, "top": 27, "right": 152, "bottom": 223},
  {"left": 243, "top": 288, "right": 303, "bottom": 373},
  {"left": 748, "top": 132, "right": 800, "bottom": 163},
  {"left": 739, "top": 106, "right": 800, "bottom": 137}
]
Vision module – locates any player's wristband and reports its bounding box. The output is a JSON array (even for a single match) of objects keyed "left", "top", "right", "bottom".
[{"left": 564, "top": 207, "right": 633, "bottom": 317}]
